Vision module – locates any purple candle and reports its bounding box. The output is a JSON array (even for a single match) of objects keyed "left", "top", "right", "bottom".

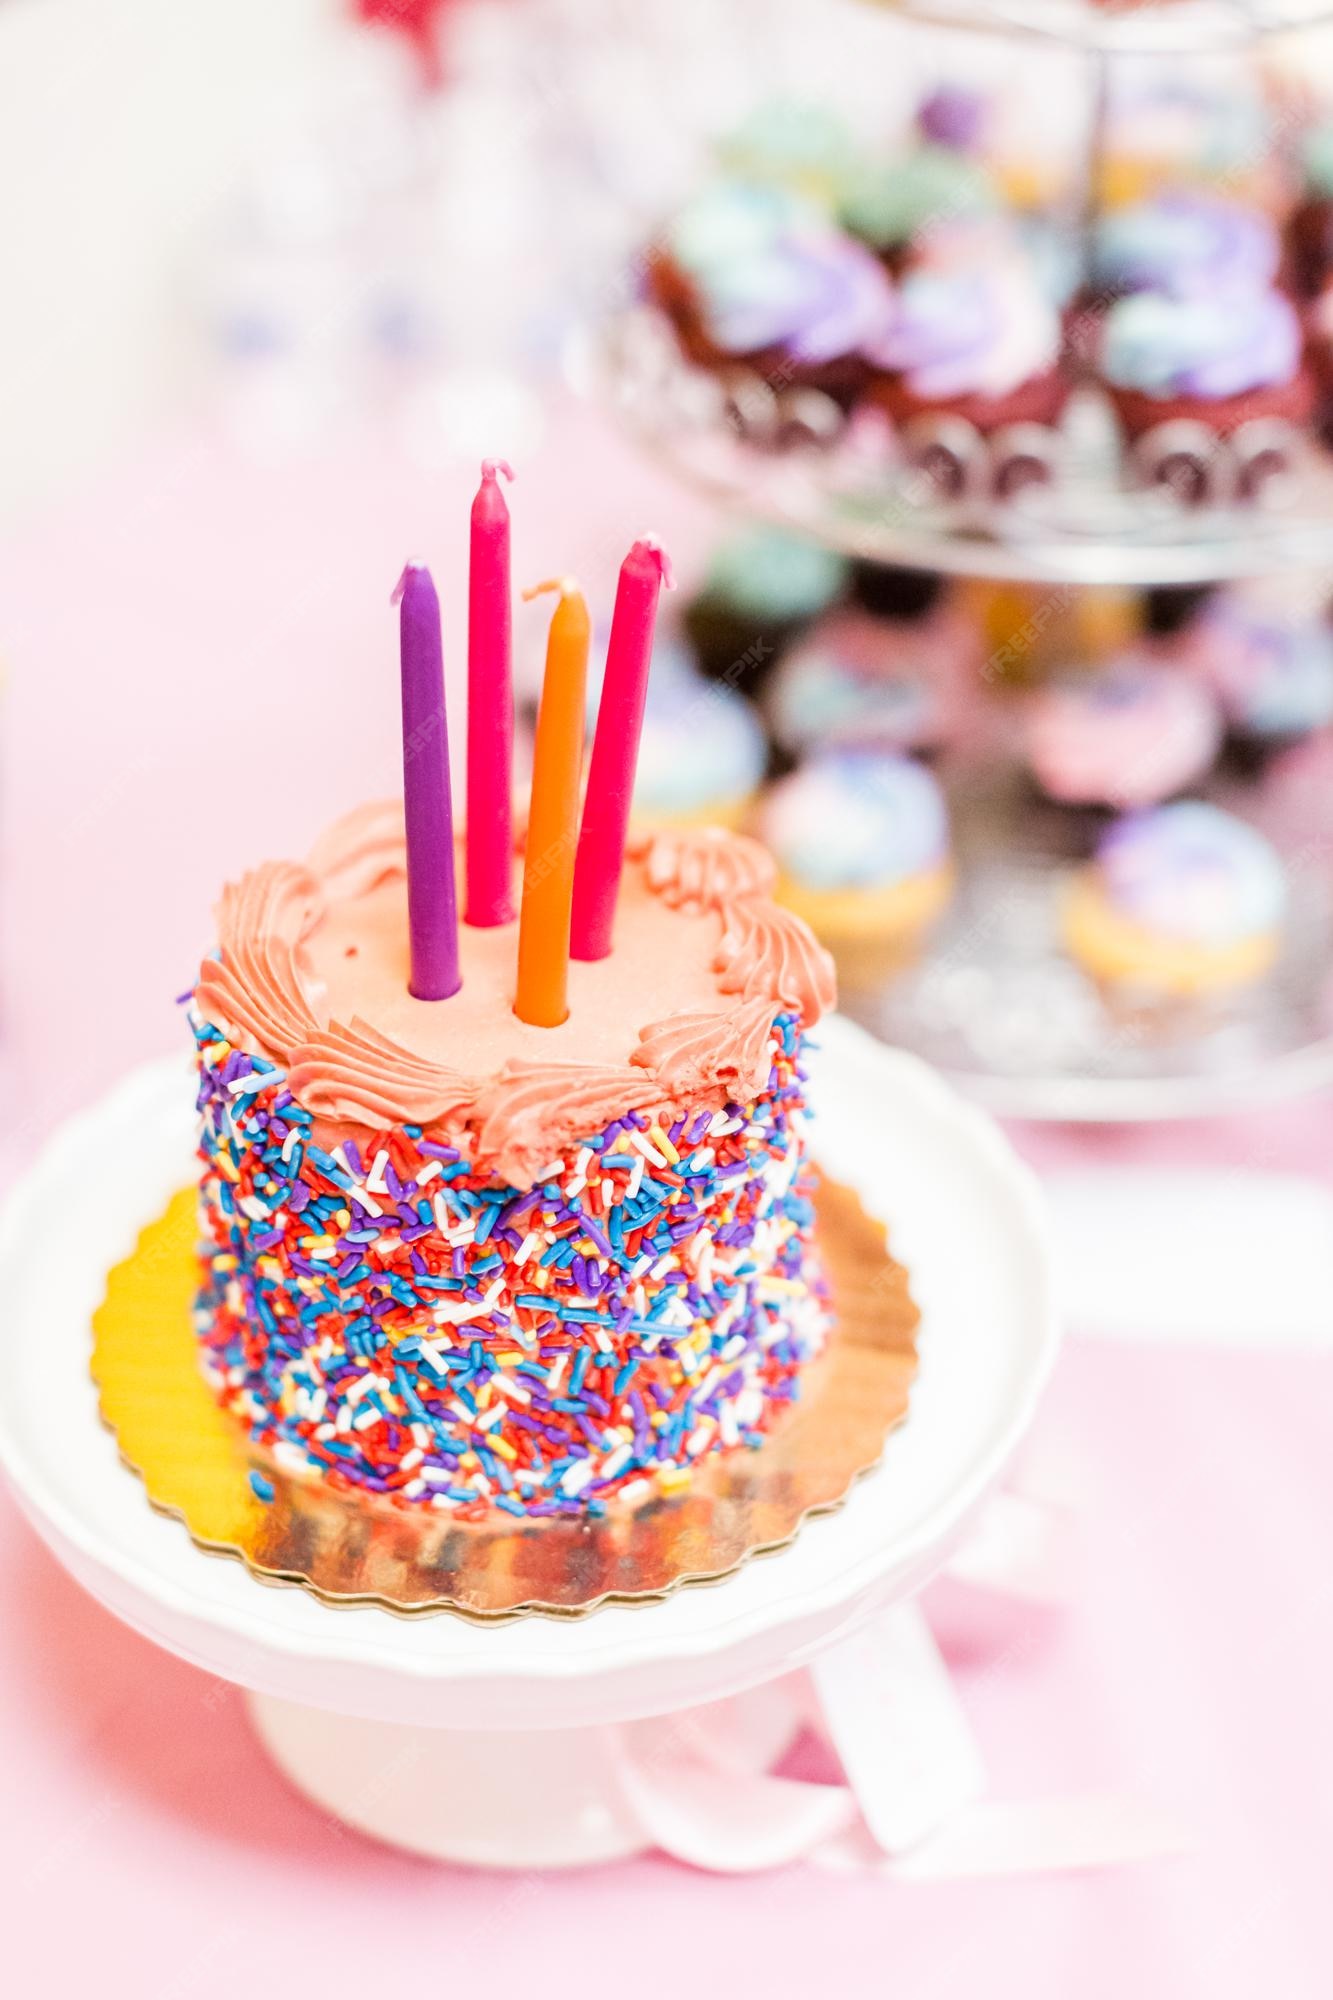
[{"left": 393, "top": 562, "right": 461, "bottom": 1000}]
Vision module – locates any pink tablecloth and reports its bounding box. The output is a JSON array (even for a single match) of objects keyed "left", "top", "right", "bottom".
[{"left": 0, "top": 414, "right": 1330, "bottom": 1994}]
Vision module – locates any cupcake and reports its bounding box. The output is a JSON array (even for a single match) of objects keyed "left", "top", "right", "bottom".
[
  {"left": 682, "top": 527, "right": 849, "bottom": 688},
  {"left": 1184, "top": 588, "right": 1333, "bottom": 767},
  {"left": 863, "top": 251, "right": 1070, "bottom": 481},
  {"left": 1026, "top": 656, "right": 1222, "bottom": 814},
  {"left": 648, "top": 181, "right": 895, "bottom": 406},
  {"left": 1064, "top": 801, "right": 1287, "bottom": 999},
  {"left": 589, "top": 633, "right": 768, "bottom": 829},
  {"left": 1099, "top": 67, "right": 1283, "bottom": 214},
  {"left": 1098, "top": 287, "right": 1314, "bottom": 488},
  {"left": 838, "top": 146, "right": 997, "bottom": 272},
  {"left": 757, "top": 748, "right": 953, "bottom": 984},
  {"left": 1092, "top": 190, "right": 1281, "bottom": 301},
  {"left": 717, "top": 98, "right": 857, "bottom": 207},
  {"left": 765, "top": 606, "right": 973, "bottom": 760}
]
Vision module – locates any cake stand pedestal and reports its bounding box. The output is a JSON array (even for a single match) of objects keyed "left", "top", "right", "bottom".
[{"left": 0, "top": 1020, "right": 1058, "bottom": 1869}]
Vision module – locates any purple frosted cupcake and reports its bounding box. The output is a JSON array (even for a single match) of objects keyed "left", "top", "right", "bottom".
[
  {"left": 649, "top": 182, "right": 896, "bottom": 406},
  {"left": 1098, "top": 287, "right": 1314, "bottom": 492},
  {"left": 863, "top": 246, "right": 1070, "bottom": 492},
  {"left": 1092, "top": 191, "right": 1281, "bottom": 301}
]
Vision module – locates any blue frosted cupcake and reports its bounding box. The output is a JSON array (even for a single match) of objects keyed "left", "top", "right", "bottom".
[
  {"left": 757, "top": 749, "right": 954, "bottom": 983},
  {"left": 1187, "top": 590, "right": 1333, "bottom": 767},
  {"left": 1093, "top": 191, "right": 1280, "bottom": 301},
  {"left": 717, "top": 98, "right": 858, "bottom": 206},
  {"left": 682, "top": 527, "right": 849, "bottom": 689},
  {"left": 765, "top": 609, "right": 966, "bottom": 760},
  {"left": 839, "top": 146, "right": 997, "bottom": 272},
  {"left": 648, "top": 179, "right": 896, "bottom": 407},
  {"left": 1098, "top": 287, "right": 1314, "bottom": 485}
]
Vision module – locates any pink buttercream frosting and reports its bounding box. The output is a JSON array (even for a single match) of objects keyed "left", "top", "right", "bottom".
[{"left": 195, "top": 804, "right": 835, "bottom": 1185}]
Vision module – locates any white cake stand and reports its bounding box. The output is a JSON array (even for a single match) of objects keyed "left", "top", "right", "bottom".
[{"left": 0, "top": 1018, "right": 1057, "bottom": 1867}]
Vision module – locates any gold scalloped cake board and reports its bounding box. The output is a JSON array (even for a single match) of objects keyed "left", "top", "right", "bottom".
[{"left": 91, "top": 1177, "right": 919, "bottom": 1623}]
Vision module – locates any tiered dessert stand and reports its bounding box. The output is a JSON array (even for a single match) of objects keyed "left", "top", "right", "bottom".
[
  {"left": 0, "top": 1019, "right": 1057, "bottom": 1866},
  {"left": 577, "top": 0, "right": 1333, "bottom": 1120}
]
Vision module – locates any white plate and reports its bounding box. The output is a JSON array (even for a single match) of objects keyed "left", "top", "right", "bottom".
[{"left": 0, "top": 1017, "right": 1058, "bottom": 1730}]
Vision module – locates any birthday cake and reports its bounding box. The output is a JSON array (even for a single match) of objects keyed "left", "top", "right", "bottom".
[{"left": 189, "top": 815, "right": 836, "bottom": 1522}]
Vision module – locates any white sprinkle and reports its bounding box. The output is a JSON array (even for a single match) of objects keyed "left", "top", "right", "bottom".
[
  {"left": 353, "top": 1406, "right": 381, "bottom": 1432},
  {"left": 546, "top": 1353, "right": 568, "bottom": 1392},
  {"left": 561, "top": 1459, "right": 594, "bottom": 1497},
  {"left": 687, "top": 1147, "right": 715, "bottom": 1174},
  {"left": 628, "top": 1155, "right": 645, "bottom": 1199},
  {"left": 601, "top": 1443, "right": 632, "bottom": 1481},
  {"left": 226, "top": 1071, "right": 269, "bottom": 1096},
  {"left": 565, "top": 1176, "right": 587, "bottom": 1200},
  {"left": 576, "top": 1146, "right": 593, "bottom": 1178},
  {"left": 516, "top": 1231, "right": 540, "bottom": 1266},
  {"left": 415, "top": 1159, "right": 443, "bottom": 1187},
  {"left": 534, "top": 1159, "right": 565, "bottom": 1184},
  {"left": 629, "top": 1130, "right": 668, "bottom": 1169},
  {"left": 402, "top": 1478, "right": 426, "bottom": 1500},
  {"left": 400, "top": 1448, "right": 424, "bottom": 1473},
  {"left": 238, "top": 1195, "right": 270, "bottom": 1222},
  {"left": 492, "top": 1372, "right": 530, "bottom": 1405},
  {"left": 281, "top": 1129, "right": 301, "bottom": 1163},
  {"left": 367, "top": 1149, "right": 391, "bottom": 1193}
]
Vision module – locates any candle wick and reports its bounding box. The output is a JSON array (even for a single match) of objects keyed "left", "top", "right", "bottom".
[
  {"left": 633, "top": 536, "right": 675, "bottom": 590},
  {"left": 481, "top": 457, "right": 516, "bottom": 485},
  {"left": 391, "top": 560, "right": 430, "bottom": 606},
  {"left": 521, "top": 576, "right": 580, "bottom": 603}
]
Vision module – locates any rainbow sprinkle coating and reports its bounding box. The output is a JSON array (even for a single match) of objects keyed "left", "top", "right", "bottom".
[{"left": 191, "top": 1008, "right": 828, "bottom": 1519}]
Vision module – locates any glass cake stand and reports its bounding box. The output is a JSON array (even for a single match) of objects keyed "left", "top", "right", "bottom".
[
  {"left": 870, "top": 0, "right": 1333, "bottom": 53},
  {"left": 575, "top": 310, "right": 1333, "bottom": 590},
  {"left": 834, "top": 767, "right": 1333, "bottom": 1122},
  {"left": 0, "top": 1020, "right": 1056, "bottom": 1868}
]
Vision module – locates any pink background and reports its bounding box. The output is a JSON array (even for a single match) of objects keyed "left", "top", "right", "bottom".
[{"left": 0, "top": 410, "right": 1330, "bottom": 1993}]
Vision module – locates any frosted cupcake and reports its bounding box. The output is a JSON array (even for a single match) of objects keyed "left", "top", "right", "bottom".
[
  {"left": 682, "top": 527, "right": 849, "bottom": 688},
  {"left": 765, "top": 608, "right": 966, "bottom": 760},
  {"left": 757, "top": 749, "right": 953, "bottom": 984},
  {"left": 1099, "top": 68, "right": 1282, "bottom": 213},
  {"left": 1026, "top": 656, "right": 1222, "bottom": 814},
  {"left": 864, "top": 251, "right": 1069, "bottom": 464},
  {"left": 718, "top": 98, "right": 858, "bottom": 207},
  {"left": 1098, "top": 288, "right": 1313, "bottom": 473},
  {"left": 649, "top": 182, "right": 895, "bottom": 406},
  {"left": 1064, "top": 802, "right": 1287, "bottom": 998},
  {"left": 1092, "top": 191, "right": 1280, "bottom": 301},
  {"left": 1185, "top": 589, "right": 1333, "bottom": 767},
  {"left": 838, "top": 146, "right": 997, "bottom": 272}
]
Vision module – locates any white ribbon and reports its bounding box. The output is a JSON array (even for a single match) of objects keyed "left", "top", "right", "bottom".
[{"left": 609, "top": 1479, "right": 1189, "bottom": 1876}]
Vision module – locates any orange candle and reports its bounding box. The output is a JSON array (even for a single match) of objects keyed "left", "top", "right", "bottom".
[{"left": 515, "top": 579, "right": 590, "bottom": 1027}]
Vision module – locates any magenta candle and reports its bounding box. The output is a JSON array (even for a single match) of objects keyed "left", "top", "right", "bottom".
[
  {"left": 570, "top": 537, "right": 673, "bottom": 961},
  {"left": 466, "top": 458, "right": 515, "bottom": 928},
  {"left": 394, "top": 562, "right": 461, "bottom": 1000}
]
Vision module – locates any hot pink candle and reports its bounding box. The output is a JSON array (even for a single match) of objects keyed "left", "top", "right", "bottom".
[
  {"left": 570, "top": 537, "right": 673, "bottom": 962},
  {"left": 466, "top": 458, "right": 515, "bottom": 928}
]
